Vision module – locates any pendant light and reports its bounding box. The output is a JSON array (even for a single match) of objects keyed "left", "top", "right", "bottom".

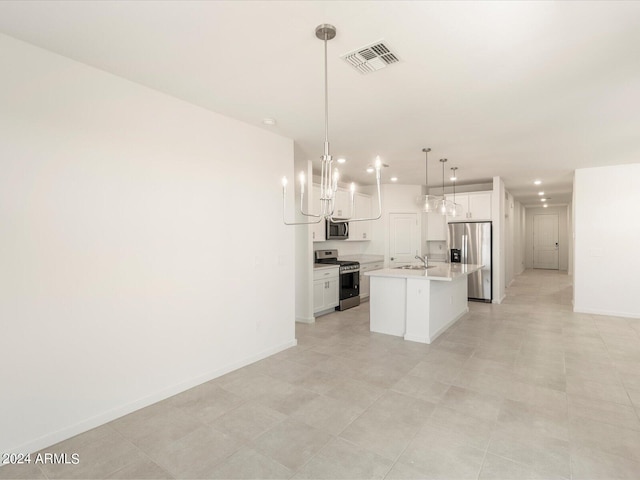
[
  {"left": 434, "top": 159, "right": 456, "bottom": 216},
  {"left": 449, "top": 167, "right": 463, "bottom": 217},
  {"left": 282, "top": 24, "right": 383, "bottom": 226},
  {"left": 415, "top": 147, "right": 442, "bottom": 213}
]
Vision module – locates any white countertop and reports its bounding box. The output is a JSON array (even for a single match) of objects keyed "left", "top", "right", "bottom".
[
  {"left": 365, "top": 263, "right": 483, "bottom": 282},
  {"left": 338, "top": 254, "right": 384, "bottom": 264},
  {"left": 313, "top": 264, "right": 339, "bottom": 271}
]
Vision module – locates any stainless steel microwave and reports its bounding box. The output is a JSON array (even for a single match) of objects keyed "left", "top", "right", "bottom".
[{"left": 326, "top": 219, "right": 349, "bottom": 240}]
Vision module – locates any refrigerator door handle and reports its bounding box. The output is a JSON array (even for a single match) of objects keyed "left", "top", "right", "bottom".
[{"left": 462, "top": 235, "right": 467, "bottom": 263}]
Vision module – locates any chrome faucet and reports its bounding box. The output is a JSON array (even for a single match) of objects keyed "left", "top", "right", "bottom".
[{"left": 415, "top": 254, "right": 428, "bottom": 268}]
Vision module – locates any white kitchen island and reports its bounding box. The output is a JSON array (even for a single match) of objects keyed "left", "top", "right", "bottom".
[{"left": 365, "top": 263, "right": 483, "bottom": 344}]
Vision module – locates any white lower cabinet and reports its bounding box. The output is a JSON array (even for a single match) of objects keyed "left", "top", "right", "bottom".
[
  {"left": 313, "top": 267, "right": 339, "bottom": 315},
  {"left": 359, "top": 261, "right": 384, "bottom": 299}
]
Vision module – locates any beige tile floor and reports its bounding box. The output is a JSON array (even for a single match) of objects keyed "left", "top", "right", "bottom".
[{"left": 3, "top": 269, "right": 640, "bottom": 479}]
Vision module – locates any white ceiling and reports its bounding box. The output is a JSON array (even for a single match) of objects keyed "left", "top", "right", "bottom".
[{"left": 1, "top": 1, "right": 639, "bottom": 206}]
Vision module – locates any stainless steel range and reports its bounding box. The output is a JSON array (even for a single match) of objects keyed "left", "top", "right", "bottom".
[{"left": 314, "top": 249, "right": 360, "bottom": 311}]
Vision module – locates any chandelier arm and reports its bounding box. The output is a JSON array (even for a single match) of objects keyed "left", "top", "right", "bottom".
[
  {"left": 282, "top": 194, "right": 324, "bottom": 225},
  {"left": 298, "top": 190, "right": 322, "bottom": 217}
]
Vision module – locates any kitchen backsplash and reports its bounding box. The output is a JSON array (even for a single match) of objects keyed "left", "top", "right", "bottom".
[
  {"left": 316, "top": 240, "right": 370, "bottom": 256},
  {"left": 427, "top": 240, "right": 448, "bottom": 261}
]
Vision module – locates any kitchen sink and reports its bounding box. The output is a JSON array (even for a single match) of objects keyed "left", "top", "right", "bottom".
[{"left": 396, "top": 265, "right": 437, "bottom": 270}]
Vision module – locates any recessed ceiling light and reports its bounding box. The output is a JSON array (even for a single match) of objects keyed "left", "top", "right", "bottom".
[
  {"left": 390, "top": 176, "right": 398, "bottom": 182},
  {"left": 541, "top": 198, "right": 547, "bottom": 202},
  {"left": 262, "top": 118, "right": 276, "bottom": 126},
  {"left": 543, "top": 204, "right": 548, "bottom": 208},
  {"left": 337, "top": 157, "right": 346, "bottom": 164},
  {"left": 534, "top": 180, "right": 542, "bottom": 185},
  {"left": 366, "top": 167, "right": 374, "bottom": 173},
  {"left": 538, "top": 191, "right": 544, "bottom": 196}
]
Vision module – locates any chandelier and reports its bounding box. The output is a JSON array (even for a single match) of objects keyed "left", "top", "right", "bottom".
[{"left": 282, "top": 24, "right": 382, "bottom": 226}]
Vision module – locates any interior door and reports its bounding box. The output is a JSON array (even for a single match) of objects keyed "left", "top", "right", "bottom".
[
  {"left": 533, "top": 214, "right": 559, "bottom": 269},
  {"left": 389, "top": 213, "right": 419, "bottom": 267}
]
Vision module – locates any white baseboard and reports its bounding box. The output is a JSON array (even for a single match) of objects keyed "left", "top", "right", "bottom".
[
  {"left": 403, "top": 333, "right": 429, "bottom": 344},
  {"left": 313, "top": 307, "right": 335, "bottom": 318},
  {"left": 573, "top": 307, "right": 640, "bottom": 319},
  {"left": 295, "top": 315, "right": 315, "bottom": 324},
  {"left": 404, "top": 307, "right": 469, "bottom": 345},
  {"left": 430, "top": 308, "right": 469, "bottom": 343},
  {"left": 492, "top": 294, "right": 506, "bottom": 304},
  {"left": 7, "top": 338, "right": 297, "bottom": 455}
]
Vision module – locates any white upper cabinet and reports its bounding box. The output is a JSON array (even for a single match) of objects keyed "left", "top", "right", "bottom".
[
  {"left": 446, "top": 191, "right": 492, "bottom": 222},
  {"left": 467, "top": 192, "right": 492, "bottom": 220},
  {"left": 310, "top": 184, "right": 326, "bottom": 241},
  {"left": 310, "top": 218, "right": 325, "bottom": 242},
  {"left": 333, "top": 189, "right": 350, "bottom": 218},
  {"left": 348, "top": 193, "right": 372, "bottom": 241}
]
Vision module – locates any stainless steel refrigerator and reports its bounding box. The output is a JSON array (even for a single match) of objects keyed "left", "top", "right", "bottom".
[{"left": 448, "top": 221, "right": 492, "bottom": 302}]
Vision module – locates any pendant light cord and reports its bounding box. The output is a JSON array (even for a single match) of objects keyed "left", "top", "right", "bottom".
[
  {"left": 323, "top": 34, "right": 329, "bottom": 156},
  {"left": 422, "top": 147, "right": 431, "bottom": 193}
]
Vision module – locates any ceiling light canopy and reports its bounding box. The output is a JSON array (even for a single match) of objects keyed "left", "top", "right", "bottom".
[{"left": 282, "top": 24, "right": 383, "bottom": 226}]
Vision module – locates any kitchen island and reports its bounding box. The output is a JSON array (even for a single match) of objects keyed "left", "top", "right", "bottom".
[{"left": 365, "top": 263, "right": 483, "bottom": 344}]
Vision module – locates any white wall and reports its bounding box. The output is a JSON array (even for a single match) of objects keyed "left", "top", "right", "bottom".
[
  {"left": 503, "top": 191, "right": 526, "bottom": 286},
  {"left": 515, "top": 201, "right": 526, "bottom": 276},
  {"left": 492, "top": 177, "right": 506, "bottom": 303},
  {"left": 524, "top": 206, "right": 570, "bottom": 271},
  {"left": 0, "top": 34, "right": 295, "bottom": 454},
  {"left": 574, "top": 163, "right": 640, "bottom": 318},
  {"left": 294, "top": 157, "right": 314, "bottom": 324},
  {"left": 505, "top": 191, "right": 514, "bottom": 286}
]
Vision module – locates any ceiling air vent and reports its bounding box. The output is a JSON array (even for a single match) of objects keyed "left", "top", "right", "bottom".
[{"left": 341, "top": 41, "right": 399, "bottom": 74}]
